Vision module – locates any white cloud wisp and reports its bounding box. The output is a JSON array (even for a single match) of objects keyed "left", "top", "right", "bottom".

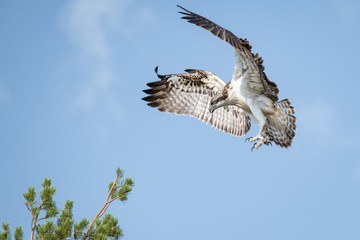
[{"left": 59, "top": 0, "right": 126, "bottom": 110}]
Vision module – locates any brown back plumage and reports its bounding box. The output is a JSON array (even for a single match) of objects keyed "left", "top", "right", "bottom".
[{"left": 177, "top": 5, "right": 279, "bottom": 101}]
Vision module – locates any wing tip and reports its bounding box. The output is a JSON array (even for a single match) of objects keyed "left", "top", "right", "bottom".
[
  {"left": 177, "top": 5, "right": 193, "bottom": 16},
  {"left": 154, "top": 66, "right": 166, "bottom": 79},
  {"left": 184, "top": 69, "right": 198, "bottom": 73},
  {"left": 176, "top": 5, "right": 186, "bottom": 11}
]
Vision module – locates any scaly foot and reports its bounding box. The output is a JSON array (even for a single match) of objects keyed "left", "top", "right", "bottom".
[
  {"left": 248, "top": 136, "right": 272, "bottom": 151},
  {"left": 245, "top": 135, "right": 262, "bottom": 142}
]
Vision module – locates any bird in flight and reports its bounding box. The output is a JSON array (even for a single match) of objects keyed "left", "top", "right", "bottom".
[{"left": 142, "top": 5, "right": 296, "bottom": 150}]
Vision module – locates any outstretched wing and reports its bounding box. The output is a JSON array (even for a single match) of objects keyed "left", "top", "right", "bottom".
[
  {"left": 142, "top": 67, "right": 251, "bottom": 137},
  {"left": 177, "top": 5, "right": 279, "bottom": 101}
]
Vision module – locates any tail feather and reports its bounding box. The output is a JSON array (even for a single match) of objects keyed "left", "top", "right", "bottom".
[{"left": 265, "top": 99, "right": 296, "bottom": 148}]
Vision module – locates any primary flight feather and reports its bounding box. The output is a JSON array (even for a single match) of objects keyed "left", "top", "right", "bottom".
[{"left": 142, "top": 5, "right": 296, "bottom": 150}]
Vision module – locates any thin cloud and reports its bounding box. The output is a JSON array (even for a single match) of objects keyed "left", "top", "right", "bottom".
[
  {"left": 0, "top": 80, "right": 11, "bottom": 104},
  {"left": 61, "top": 0, "right": 126, "bottom": 60},
  {"left": 299, "top": 99, "right": 334, "bottom": 142},
  {"left": 333, "top": 0, "right": 358, "bottom": 20},
  {"left": 59, "top": 0, "right": 127, "bottom": 110},
  {"left": 130, "top": 6, "right": 158, "bottom": 33},
  {"left": 58, "top": 0, "right": 157, "bottom": 110}
]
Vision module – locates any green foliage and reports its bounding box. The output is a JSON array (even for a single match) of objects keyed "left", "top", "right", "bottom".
[
  {"left": 1, "top": 225, "right": 24, "bottom": 240},
  {"left": 23, "top": 178, "right": 59, "bottom": 223},
  {"left": 13, "top": 227, "right": 23, "bottom": 240},
  {"left": 73, "top": 218, "right": 89, "bottom": 239},
  {"left": 1, "top": 168, "right": 133, "bottom": 240},
  {"left": 82, "top": 168, "right": 134, "bottom": 239},
  {"left": 110, "top": 168, "right": 134, "bottom": 202},
  {"left": 87, "top": 214, "right": 123, "bottom": 240},
  {"left": 35, "top": 221, "right": 55, "bottom": 240},
  {"left": 0, "top": 222, "right": 11, "bottom": 240},
  {"left": 54, "top": 200, "right": 74, "bottom": 239},
  {"left": 40, "top": 178, "right": 59, "bottom": 219}
]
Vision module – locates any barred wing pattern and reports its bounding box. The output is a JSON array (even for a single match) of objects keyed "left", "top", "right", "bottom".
[
  {"left": 177, "top": 5, "right": 279, "bottom": 101},
  {"left": 142, "top": 68, "right": 251, "bottom": 137}
]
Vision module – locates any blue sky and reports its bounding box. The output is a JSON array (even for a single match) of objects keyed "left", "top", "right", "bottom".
[{"left": 1, "top": 0, "right": 360, "bottom": 239}]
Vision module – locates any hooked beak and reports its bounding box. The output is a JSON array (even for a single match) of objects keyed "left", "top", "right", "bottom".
[{"left": 209, "top": 106, "right": 216, "bottom": 113}]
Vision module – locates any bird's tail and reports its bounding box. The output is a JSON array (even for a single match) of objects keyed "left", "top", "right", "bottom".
[{"left": 265, "top": 99, "right": 296, "bottom": 148}]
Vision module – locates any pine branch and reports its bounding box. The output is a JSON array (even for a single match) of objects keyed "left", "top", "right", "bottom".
[
  {"left": 3, "top": 167, "right": 133, "bottom": 240},
  {"left": 14, "top": 226, "right": 24, "bottom": 240},
  {"left": 82, "top": 172, "right": 120, "bottom": 239},
  {"left": 1, "top": 222, "right": 11, "bottom": 240},
  {"left": 24, "top": 179, "right": 58, "bottom": 240},
  {"left": 82, "top": 168, "right": 134, "bottom": 239}
]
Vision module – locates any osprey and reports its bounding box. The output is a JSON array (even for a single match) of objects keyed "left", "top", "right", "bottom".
[{"left": 142, "top": 5, "right": 296, "bottom": 150}]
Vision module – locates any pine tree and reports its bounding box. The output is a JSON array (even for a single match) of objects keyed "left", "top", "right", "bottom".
[{"left": 1, "top": 168, "right": 134, "bottom": 240}]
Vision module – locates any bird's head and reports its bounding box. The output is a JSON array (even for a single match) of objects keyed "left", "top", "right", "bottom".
[{"left": 209, "top": 91, "right": 228, "bottom": 113}]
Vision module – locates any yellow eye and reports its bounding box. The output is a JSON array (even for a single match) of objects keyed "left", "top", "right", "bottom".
[{"left": 211, "top": 100, "right": 216, "bottom": 105}]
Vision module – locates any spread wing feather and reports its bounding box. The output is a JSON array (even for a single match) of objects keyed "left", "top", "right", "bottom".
[
  {"left": 177, "top": 5, "right": 279, "bottom": 101},
  {"left": 143, "top": 67, "right": 251, "bottom": 136}
]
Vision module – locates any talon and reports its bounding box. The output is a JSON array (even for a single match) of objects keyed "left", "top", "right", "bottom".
[
  {"left": 246, "top": 136, "right": 259, "bottom": 142},
  {"left": 264, "top": 141, "right": 271, "bottom": 146},
  {"left": 262, "top": 138, "right": 272, "bottom": 147},
  {"left": 247, "top": 135, "right": 272, "bottom": 150},
  {"left": 251, "top": 143, "right": 257, "bottom": 152}
]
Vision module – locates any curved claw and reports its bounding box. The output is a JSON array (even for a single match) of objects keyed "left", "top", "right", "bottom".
[
  {"left": 251, "top": 143, "right": 257, "bottom": 152},
  {"left": 245, "top": 137, "right": 251, "bottom": 142}
]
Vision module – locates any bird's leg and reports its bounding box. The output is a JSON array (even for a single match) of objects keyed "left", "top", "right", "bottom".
[
  {"left": 247, "top": 123, "right": 266, "bottom": 142},
  {"left": 249, "top": 124, "right": 272, "bottom": 151},
  {"left": 246, "top": 104, "right": 272, "bottom": 150},
  {"left": 251, "top": 137, "right": 271, "bottom": 151}
]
